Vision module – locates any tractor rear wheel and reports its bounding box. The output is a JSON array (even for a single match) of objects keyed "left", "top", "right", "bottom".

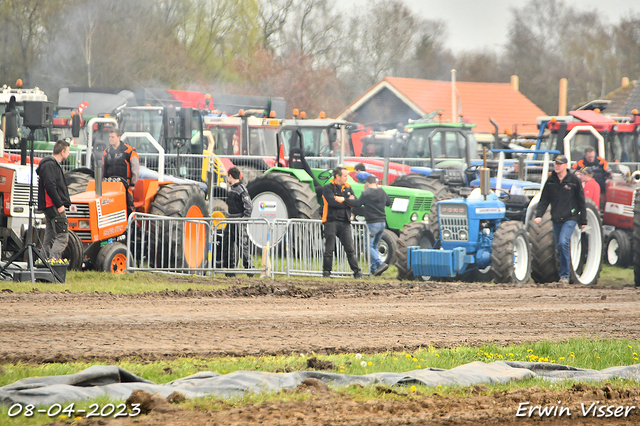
[
  {"left": 66, "top": 171, "right": 94, "bottom": 196},
  {"left": 395, "top": 222, "right": 436, "bottom": 280},
  {"left": 149, "top": 184, "right": 210, "bottom": 269},
  {"left": 570, "top": 199, "right": 603, "bottom": 286},
  {"left": 247, "top": 172, "right": 321, "bottom": 249},
  {"left": 62, "top": 230, "right": 84, "bottom": 271},
  {"left": 634, "top": 188, "right": 640, "bottom": 287},
  {"left": 96, "top": 242, "right": 127, "bottom": 273},
  {"left": 605, "top": 229, "right": 631, "bottom": 268},
  {"left": 491, "top": 221, "right": 531, "bottom": 284},
  {"left": 527, "top": 207, "right": 559, "bottom": 283},
  {"left": 390, "top": 175, "right": 454, "bottom": 239}
]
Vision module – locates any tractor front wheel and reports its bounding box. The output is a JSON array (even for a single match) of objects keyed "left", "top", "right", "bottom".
[
  {"left": 605, "top": 229, "right": 631, "bottom": 268},
  {"left": 395, "top": 222, "right": 435, "bottom": 280},
  {"left": 96, "top": 242, "right": 127, "bottom": 273},
  {"left": 491, "top": 221, "right": 531, "bottom": 284}
]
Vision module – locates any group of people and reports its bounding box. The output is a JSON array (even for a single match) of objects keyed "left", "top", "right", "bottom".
[{"left": 36, "top": 129, "right": 140, "bottom": 261}]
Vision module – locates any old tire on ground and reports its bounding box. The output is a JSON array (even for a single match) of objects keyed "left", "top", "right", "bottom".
[
  {"left": 605, "top": 229, "right": 632, "bottom": 268},
  {"left": 395, "top": 222, "right": 436, "bottom": 280},
  {"left": 62, "top": 230, "right": 84, "bottom": 271},
  {"left": 378, "top": 229, "right": 398, "bottom": 266},
  {"left": 149, "top": 184, "right": 210, "bottom": 269},
  {"left": 634, "top": 188, "right": 640, "bottom": 287},
  {"left": 570, "top": 199, "right": 603, "bottom": 286},
  {"left": 527, "top": 207, "right": 559, "bottom": 283},
  {"left": 390, "top": 175, "right": 454, "bottom": 239},
  {"left": 96, "top": 242, "right": 127, "bottom": 273},
  {"left": 491, "top": 221, "right": 531, "bottom": 284}
]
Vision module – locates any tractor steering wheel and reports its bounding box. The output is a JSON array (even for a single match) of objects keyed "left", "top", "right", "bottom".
[
  {"left": 104, "top": 175, "right": 130, "bottom": 189},
  {"left": 318, "top": 169, "right": 333, "bottom": 181}
]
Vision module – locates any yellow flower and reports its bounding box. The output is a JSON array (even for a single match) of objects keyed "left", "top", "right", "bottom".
[
  {"left": 435, "top": 354, "right": 440, "bottom": 357},
  {"left": 527, "top": 349, "right": 533, "bottom": 353},
  {"left": 629, "top": 345, "right": 633, "bottom": 349},
  {"left": 509, "top": 353, "right": 514, "bottom": 357},
  {"left": 394, "top": 357, "right": 398, "bottom": 361},
  {"left": 368, "top": 361, "right": 372, "bottom": 366},
  {"left": 406, "top": 354, "right": 411, "bottom": 358},
  {"left": 410, "top": 385, "right": 417, "bottom": 392},
  {"left": 417, "top": 365, "right": 421, "bottom": 368},
  {"left": 559, "top": 357, "right": 565, "bottom": 360},
  {"left": 413, "top": 358, "right": 418, "bottom": 362}
]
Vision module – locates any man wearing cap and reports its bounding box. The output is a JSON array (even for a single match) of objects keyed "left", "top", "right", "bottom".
[
  {"left": 577, "top": 166, "right": 600, "bottom": 209},
  {"left": 534, "top": 155, "right": 586, "bottom": 284},
  {"left": 353, "top": 175, "right": 392, "bottom": 276}
]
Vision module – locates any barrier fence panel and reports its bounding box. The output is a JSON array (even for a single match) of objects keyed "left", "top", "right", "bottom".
[
  {"left": 137, "top": 153, "right": 208, "bottom": 182},
  {"left": 126, "top": 214, "right": 371, "bottom": 279}
]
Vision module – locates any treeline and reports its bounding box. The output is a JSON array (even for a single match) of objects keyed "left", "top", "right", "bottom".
[{"left": 1, "top": 0, "right": 639, "bottom": 118}]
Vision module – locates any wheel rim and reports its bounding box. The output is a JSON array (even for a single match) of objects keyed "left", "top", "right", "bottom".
[
  {"left": 513, "top": 234, "right": 529, "bottom": 282},
  {"left": 607, "top": 237, "right": 619, "bottom": 265},
  {"left": 378, "top": 239, "right": 389, "bottom": 263},
  {"left": 570, "top": 208, "right": 602, "bottom": 285},
  {"left": 184, "top": 205, "right": 206, "bottom": 268},
  {"left": 111, "top": 253, "right": 127, "bottom": 274},
  {"left": 249, "top": 191, "right": 289, "bottom": 248}
]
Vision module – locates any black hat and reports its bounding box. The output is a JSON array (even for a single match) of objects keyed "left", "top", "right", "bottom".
[
  {"left": 554, "top": 155, "right": 568, "bottom": 164},
  {"left": 579, "top": 166, "right": 593, "bottom": 175}
]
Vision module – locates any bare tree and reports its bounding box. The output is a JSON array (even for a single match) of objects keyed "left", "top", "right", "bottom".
[{"left": 257, "top": 0, "right": 294, "bottom": 51}]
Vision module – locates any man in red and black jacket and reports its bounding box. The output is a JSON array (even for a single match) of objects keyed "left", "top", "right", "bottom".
[
  {"left": 103, "top": 128, "right": 139, "bottom": 217},
  {"left": 37, "top": 139, "right": 71, "bottom": 260},
  {"left": 322, "top": 166, "right": 362, "bottom": 279}
]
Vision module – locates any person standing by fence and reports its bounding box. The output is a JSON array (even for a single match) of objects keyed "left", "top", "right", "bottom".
[
  {"left": 354, "top": 175, "right": 391, "bottom": 276},
  {"left": 224, "top": 167, "right": 253, "bottom": 277},
  {"left": 322, "top": 166, "right": 362, "bottom": 279}
]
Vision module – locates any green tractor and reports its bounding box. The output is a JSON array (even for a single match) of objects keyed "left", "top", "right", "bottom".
[{"left": 247, "top": 128, "right": 435, "bottom": 277}]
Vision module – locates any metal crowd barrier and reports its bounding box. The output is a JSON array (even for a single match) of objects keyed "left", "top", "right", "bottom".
[{"left": 125, "top": 213, "right": 371, "bottom": 278}]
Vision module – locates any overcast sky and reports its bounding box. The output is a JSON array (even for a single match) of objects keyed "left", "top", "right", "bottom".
[{"left": 342, "top": 0, "right": 640, "bottom": 53}]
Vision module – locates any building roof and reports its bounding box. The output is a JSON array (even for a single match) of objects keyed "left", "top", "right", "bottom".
[{"left": 339, "top": 76, "right": 547, "bottom": 134}]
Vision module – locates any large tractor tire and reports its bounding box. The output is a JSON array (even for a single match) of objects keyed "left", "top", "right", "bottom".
[
  {"left": 378, "top": 229, "right": 398, "bottom": 266},
  {"left": 528, "top": 199, "right": 603, "bottom": 285},
  {"left": 527, "top": 207, "right": 559, "bottom": 283},
  {"left": 395, "top": 222, "right": 436, "bottom": 280},
  {"left": 66, "top": 171, "right": 94, "bottom": 196},
  {"left": 96, "top": 242, "right": 127, "bottom": 273},
  {"left": 570, "top": 199, "right": 603, "bottom": 286},
  {"left": 149, "top": 184, "right": 210, "bottom": 269},
  {"left": 248, "top": 172, "right": 321, "bottom": 220},
  {"left": 62, "top": 230, "right": 84, "bottom": 271},
  {"left": 491, "top": 221, "right": 531, "bottom": 284},
  {"left": 247, "top": 172, "right": 321, "bottom": 250},
  {"left": 605, "top": 229, "right": 632, "bottom": 268},
  {"left": 390, "top": 175, "right": 455, "bottom": 239},
  {"left": 634, "top": 188, "right": 640, "bottom": 287}
]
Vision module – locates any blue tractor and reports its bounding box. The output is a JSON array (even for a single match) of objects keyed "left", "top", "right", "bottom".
[{"left": 406, "top": 165, "right": 532, "bottom": 284}]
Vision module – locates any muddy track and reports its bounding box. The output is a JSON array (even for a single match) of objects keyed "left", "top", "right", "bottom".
[{"left": 1, "top": 280, "right": 638, "bottom": 364}]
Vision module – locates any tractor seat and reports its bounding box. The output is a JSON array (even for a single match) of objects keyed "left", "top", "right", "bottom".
[{"left": 502, "top": 194, "right": 530, "bottom": 210}]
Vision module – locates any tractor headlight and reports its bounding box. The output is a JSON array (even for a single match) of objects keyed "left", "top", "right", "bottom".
[
  {"left": 483, "top": 228, "right": 491, "bottom": 235},
  {"left": 422, "top": 213, "right": 429, "bottom": 223},
  {"left": 442, "top": 229, "right": 451, "bottom": 239},
  {"left": 459, "top": 230, "right": 468, "bottom": 240},
  {"left": 79, "top": 220, "right": 91, "bottom": 229},
  {"left": 410, "top": 213, "right": 418, "bottom": 222}
]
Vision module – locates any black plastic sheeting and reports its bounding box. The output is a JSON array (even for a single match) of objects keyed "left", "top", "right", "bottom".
[{"left": 2, "top": 361, "right": 640, "bottom": 407}]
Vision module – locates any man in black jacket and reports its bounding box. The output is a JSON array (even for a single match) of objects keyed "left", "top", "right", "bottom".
[
  {"left": 354, "top": 175, "right": 391, "bottom": 276},
  {"left": 103, "top": 128, "right": 139, "bottom": 217},
  {"left": 224, "top": 167, "right": 252, "bottom": 276},
  {"left": 322, "top": 166, "right": 362, "bottom": 279},
  {"left": 36, "top": 139, "right": 71, "bottom": 260},
  {"left": 534, "top": 155, "right": 586, "bottom": 284}
]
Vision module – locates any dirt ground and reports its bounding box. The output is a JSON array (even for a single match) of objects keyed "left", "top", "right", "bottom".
[{"left": 4, "top": 278, "right": 640, "bottom": 425}]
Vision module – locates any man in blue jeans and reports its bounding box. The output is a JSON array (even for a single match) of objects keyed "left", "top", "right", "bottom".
[
  {"left": 354, "top": 175, "right": 392, "bottom": 276},
  {"left": 534, "top": 155, "right": 586, "bottom": 284}
]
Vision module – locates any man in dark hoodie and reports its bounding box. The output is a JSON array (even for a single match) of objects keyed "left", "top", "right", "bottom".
[
  {"left": 534, "top": 155, "right": 586, "bottom": 284},
  {"left": 322, "top": 166, "right": 362, "bottom": 279},
  {"left": 355, "top": 175, "right": 391, "bottom": 276},
  {"left": 37, "top": 139, "right": 71, "bottom": 260},
  {"left": 223, "top": 167, "right": 253, "bottom": 276}
]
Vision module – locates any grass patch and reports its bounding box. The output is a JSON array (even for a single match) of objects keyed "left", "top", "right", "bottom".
[{"left": 3, "top": 338, "right": 640, "bottom": 425}]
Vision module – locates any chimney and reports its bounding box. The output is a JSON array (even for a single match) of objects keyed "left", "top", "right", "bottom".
[
  {"left": 510, "top": 75, "right": 519, "bottom": 92},
  {"left": 622, "top": 77, "right": 630, "bottom": 87},
  {"left": 558, "top": 78, "right": 568, "bottom": 116}
]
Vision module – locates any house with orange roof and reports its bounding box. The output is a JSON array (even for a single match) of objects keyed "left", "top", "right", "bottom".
[{"left": 337, "top": 76, "right": 547, "bottom": 136}]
